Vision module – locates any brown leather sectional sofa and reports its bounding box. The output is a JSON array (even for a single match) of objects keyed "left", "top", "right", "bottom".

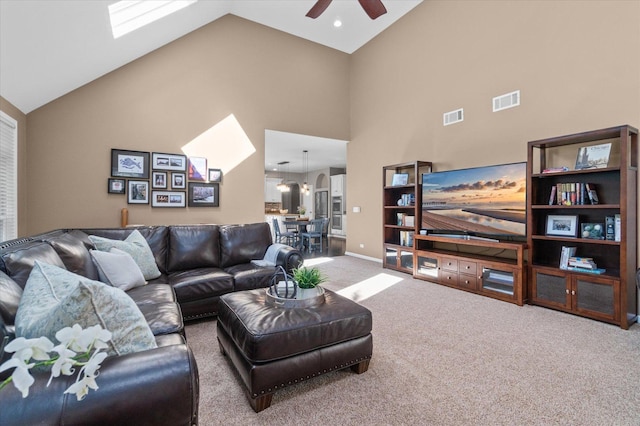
[{"left": 0, "top": 222, "right": 303, "bottom": 425}]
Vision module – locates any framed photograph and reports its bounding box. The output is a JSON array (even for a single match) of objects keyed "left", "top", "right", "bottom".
[
  {"left": 208, "top": 168, "right": 222, "bottom": 183},
  {"left": 546, "top": 214, "right": 578, "bottom": 237},
  {"left": 107, "top": 178, "right": 126, "bottom": 194},
  {"left": 391, "top": 173, "right": 409, "bottom": 186},
  {"left": 127, "top": 180, "right": 149, "bottom": 204},
  {"left": 152, "top": 171, "right": 168, "bottom": 189},
  {"left": 151, "top": 152, "right": 187, "bottom": 171},
  {"left": 580, "top": 223, "right": 605, "bottom": 240},
  {"left": 172, "top": 172, "right": 186, "bottom": 189},
  {"left": 188, "top": 157, "right": 207, "bottom": 181},
  {"left": 152, "top": 191, "right": 186, "bottom": 208},
  {"left": 575, "top": 143, "right": 612, "bottom": 170},
  {"left": 188, "top": 182, "right": 219, "bottom": 207},
  {"left": 111, "top": 149, "right": 150, "bottom": 179}
]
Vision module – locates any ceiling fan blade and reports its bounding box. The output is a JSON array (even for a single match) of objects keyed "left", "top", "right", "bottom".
[
  {"left": 358, "top": 0, "right": 387, "bottom": 19},
  {"left": 306, "top": 0, "right": 333, "bottom": 19}
]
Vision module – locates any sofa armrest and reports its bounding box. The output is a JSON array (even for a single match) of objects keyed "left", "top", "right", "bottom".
[
  {"left": 272, "top": 243, "right": 304, "bottom": 273},
  {"left": 0, "top": 343, "right": 199, "bottom": 426}
]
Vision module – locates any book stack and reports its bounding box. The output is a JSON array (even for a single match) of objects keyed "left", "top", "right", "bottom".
[
  {"left": 549, "top": 182, "right": 599, "bottom": 205},
  {"left": 566, "top": 256, "right": 606, "bottom": 274},
  {"left": 399, "top": 231, "right": 414, "bottom": 247},
  {"left": 396, "top": 213, "right": 415, "bottom": 227}
]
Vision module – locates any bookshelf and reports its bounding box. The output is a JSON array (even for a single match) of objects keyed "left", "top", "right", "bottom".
[
  {"left": 382, "top": 161, "right": 432, "bottom": 273},
  {"left": 527, "top": 125, "right": 638, "bottom": 328}
]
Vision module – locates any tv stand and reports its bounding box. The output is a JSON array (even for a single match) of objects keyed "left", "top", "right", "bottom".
[{"left": 414, "top": 234, "right": 527, "bottom": 306}]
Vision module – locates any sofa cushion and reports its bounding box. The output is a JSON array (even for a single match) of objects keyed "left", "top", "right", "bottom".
[
  {"left": 136, "top": 302, "right": 184, "bottom": 336},
  {"left": 89, "top": 230, "right": 161, "bottom": 280},
  {"left": 42, "top": 230, "right": 99, "bottom": 280},
  {"left": 225, "top": 263, "right": 276, "bottom": 292},
  {"left": 219, "top": 223, "right": 272, "bottom": 268},
  {"left": 90, "top": 248, "right": 146, "bottom": 291},
  {"left": 167, "top": 225, "right": 220, "bottom": 272},
  {"left": 0, "top": 241, "right": 66, "bottom": 288},
  {"left": 167, "top": 268, "right": 234, "bottom": 304},
  {"left": 15, "top": 261, "right": 157, "bottom": 356},
  {"left": 126, "top": 283, "right": 176, "bottom": 305},
  {"left": 0, "top": 270, "right": 22, "bottom": 325}
]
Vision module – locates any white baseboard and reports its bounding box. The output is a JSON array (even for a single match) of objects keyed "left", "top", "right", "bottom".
[{"left": 345, "top": 251, "right": 382, "bottom": 263}]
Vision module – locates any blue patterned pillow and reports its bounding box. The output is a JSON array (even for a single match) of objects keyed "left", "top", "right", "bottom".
[
  {"left": 89, "top": 230, "right": 161, "bottom": 280},
  {"left": 15, "top": 261, "right": 157, "bottom": 356},
  {"left": 90, "top": 248, "right": 146, "bottom": 291}
]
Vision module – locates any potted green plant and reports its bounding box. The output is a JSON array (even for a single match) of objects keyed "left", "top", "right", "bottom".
[{"left": 292, "top": 266, "right": 326, "bottom": 299}]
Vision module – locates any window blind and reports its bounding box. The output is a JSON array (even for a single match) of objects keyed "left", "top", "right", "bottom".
[{"left": 0, "top": 111, "right": 18, "bottom": 242}]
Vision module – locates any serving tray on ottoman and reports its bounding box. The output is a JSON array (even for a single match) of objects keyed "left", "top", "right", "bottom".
[{"left": 216, "top": 287, "right": 373, "bottom": 412}]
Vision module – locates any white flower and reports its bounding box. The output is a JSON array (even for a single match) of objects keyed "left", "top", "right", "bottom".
[
  {"left": 64, "top": 350, "right": 108, "bottom": 401},
  {"left": 56, "top": 324, "right": 112, "bottom": 352},
  {"left": 47, "top": 344, "right": 77, "bottom": 386},
  {"left": 0, "top": 357, "right": 35, "bottom": 398},
  {"left": 5, "top": 336, "right": 54, "bottom": 362}
]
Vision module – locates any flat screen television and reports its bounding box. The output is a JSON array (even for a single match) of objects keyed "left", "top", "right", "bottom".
[{"left": 421, "top": 162, "right": 527, "bottom": 241}]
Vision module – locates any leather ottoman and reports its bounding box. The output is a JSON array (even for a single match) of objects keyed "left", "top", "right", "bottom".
[{"left": 216, "top": 288, "right": 373, "bottom": 412}]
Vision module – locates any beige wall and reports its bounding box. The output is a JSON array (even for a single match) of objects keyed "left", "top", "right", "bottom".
[
  {"left": 23, "top": 15, "right": 350, "bottom": 234},
  {"left": 348, "top": 0, "right": 640, "bottom": 259},
  {"left": 0, "top": 96, "right": 28, "bottom": 237}
]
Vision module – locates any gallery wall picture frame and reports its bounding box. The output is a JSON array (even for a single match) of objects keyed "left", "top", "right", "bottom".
[
  {"left": 111, "top": 149, "right": 150, "bottom": 179},
  {"left": 152, "top": 171, "right": 168, "bottom": 189},
  {"left": 188, "top": 157, "right": 207, "bottom": 181},
  {"left": 188, "top": 182, "right": 219, "bottom": 207},
  {"left": 152, "top": 191, "right": 186, "bottom": 208},
  {"left": 127, "top": 180, "right": 149, "bottom": 204},
  {"left": 107, "top": 178, "right": 126, "bottom": 194},
  {"left": 208, "top": 168, "right": 222, "bottom": 183},
  {"left": 172, "top": 172, "right": 186, "bottom": 189},
  {"left": 546, "top": 214, "right": 578, "bottom": 237},
  {"left": 151, "top": 152, "right": 187, "bottom": 172},
  {"left": 391, "top": 173, "right": 409, "bottom": 186}
]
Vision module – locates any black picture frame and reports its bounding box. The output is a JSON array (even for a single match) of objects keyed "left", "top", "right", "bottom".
[
  {"left": 151, "top": 152, "right": 187, "bottom": 172},
  {"left": 152, "top": 171, "right": 168, "bottom": 189},
  {"left": 107, "top": 178, "right": 126, "bottom": 194},
  {"left": 127, "top": 180, "right": 149, "bottom": 204},
  {"left": 545, "top": 214, "right": 578, "bottom": 237},
  {"left": 172, "top": 172, "right": 186, "bottom": 189},
  {"left": 208, "top": 168, "right": 222, "bottom": 183},
  {"left": 188, "top": 182, "right": 219, "bottom": 207},
  {"left": 151, "top": 191, "right": 186, "bottom": 208},
  {"left": 111, "top": 149, "right": 150, "bottom": 179}
]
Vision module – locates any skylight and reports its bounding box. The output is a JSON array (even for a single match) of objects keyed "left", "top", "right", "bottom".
[{"left": 109, "top": 0, "right": 198, "bottom": 39}]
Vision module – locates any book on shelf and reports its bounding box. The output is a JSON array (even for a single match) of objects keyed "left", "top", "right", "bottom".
[
  {"left": 396, "top": 213, "right": 415, "bottom": 227},
  {"left": 585, "top": 183, "right": 599, "bottom": 204},
  {"left": 559, "top": 246, "right": 577, "bottom": 270},
  {"left": 614, "top": 214, "right": 621, "bottom": 242},
  {"left": 548, "top": 186, "right": 556, "bottom": 205},
  {"left": 566, "top": 266, "right": 607, "bottom": 274},
  {"left": 568, "top": 257, "right": 597, "bottom": 269},
  {"left": 550, "top": 182, "right": 597, "bottom": 205},
  {"left": 542, "top": 166, "right": 569, "bottom": 174},
  {"left": 399, "top": 231, "right": 415, "bottom": 247}
]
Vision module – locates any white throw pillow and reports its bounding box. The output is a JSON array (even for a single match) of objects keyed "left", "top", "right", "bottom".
[
  {"left": 90, "top": 248, "right": 146, "bottom": 291},
  {"left": 89, "top": 230, "right": 161, "bottom": 280},
  {"left": 15, "top": 261, "right": 157, "bottom": 356}
]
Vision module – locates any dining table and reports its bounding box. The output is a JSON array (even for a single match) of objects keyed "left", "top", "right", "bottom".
[{"left": 281, "top": 219, "right": 310, "bottom": 250}]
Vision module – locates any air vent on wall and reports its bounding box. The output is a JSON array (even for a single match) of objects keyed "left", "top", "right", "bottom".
[
  {"left": 443, "top": 108, "right": 464, "bottom": 126},
  {"left": 493, "top": 90, "right": 520, "bottom": 112}
]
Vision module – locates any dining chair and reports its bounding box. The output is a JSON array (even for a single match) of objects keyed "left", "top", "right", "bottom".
[
  {"left": 273, "top": 218, "right": 297, "bottom": 246},
  {"left": 301, "top": 219, "right": 324, "bottom": 253}
]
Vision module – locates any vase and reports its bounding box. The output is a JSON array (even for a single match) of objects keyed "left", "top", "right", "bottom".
[{"left": 297, "top": 286, "right": 321, "bottom": 299}]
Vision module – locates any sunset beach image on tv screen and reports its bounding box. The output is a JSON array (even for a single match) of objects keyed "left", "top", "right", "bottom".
[{"left": 422, "top": 162, "right": 527, "bottom": 236}]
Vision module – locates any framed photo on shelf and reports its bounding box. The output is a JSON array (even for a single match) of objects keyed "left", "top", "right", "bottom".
[
  {"left": 188, "top": 157, "right": 207, "bottom": 181},
  {"left": 391, "top": 173, "right": 409, "bottom": 186},
  {"left": 188, "top": 182, "right": 219, "bottom": 207},
  {"left": 127, "top": 180, "right": 149, "bottom": 204},
  {"left": 151, "top": 152, "right": 187, "bottom": 171},
  {"left": 107, "top": 178, "right": 126, "bottom": 194},
  {"left": 575, "top": 143, "right": 612, "bottom": 170},
  {"left": 151, "top": 191, "right": 186, "bottom": 208},
  {"left": 152, "top": 171, "right": 168, "bottom": 189},
  {"left": 208, "top": 168, "right": 222, "bottom": 183},
  {"left": 172, "top": 172, "right": 186, "bottom": 189},
  {"left": 111, "top": 149, "right": 150, "bottom": 179},
  {"left": 580, "top": 223, "right": 605, "bottom": 240},
  {"left": 545, "top": 214, "right": 578, "bottom": 237}
]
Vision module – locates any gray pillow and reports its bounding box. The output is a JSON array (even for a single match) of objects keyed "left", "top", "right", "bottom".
[
  {"left": 90, "top": 248, "right": 146, "bottom": 291},
  {"left": 15, "top": 261, "right": 157, "bottom": 356},
  {"left": 89, "top": 230, "right": 161, "bottom": 280}
]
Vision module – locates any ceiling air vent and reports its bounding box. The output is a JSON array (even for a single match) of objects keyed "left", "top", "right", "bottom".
[
  {"left": 493, "top": 90, "right": 520, "bottom": 112},
  {"left": 443, "top": 108, "right": 464, "bottom": 126}
]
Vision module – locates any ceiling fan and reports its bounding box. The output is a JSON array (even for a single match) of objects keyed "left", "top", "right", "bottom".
[{"left": 306, "top": 0, "right": 388, "bottom": 20}]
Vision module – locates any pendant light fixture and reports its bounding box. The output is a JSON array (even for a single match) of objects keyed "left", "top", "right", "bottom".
[
  {"left": 277, "top": 161, "right": 290, "bottom": 192},
  {"left": 300, "top": 150, "right": 310, "bottom": 196}
]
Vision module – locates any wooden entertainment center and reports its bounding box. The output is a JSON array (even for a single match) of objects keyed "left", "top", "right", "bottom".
[{"left": 383, "top": 125, "right": 638, "bottom": 328}]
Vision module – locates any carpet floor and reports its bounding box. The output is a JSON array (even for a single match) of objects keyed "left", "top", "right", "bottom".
[{"left": 185, "top": 255, "right": 640, "bottom": 425}]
